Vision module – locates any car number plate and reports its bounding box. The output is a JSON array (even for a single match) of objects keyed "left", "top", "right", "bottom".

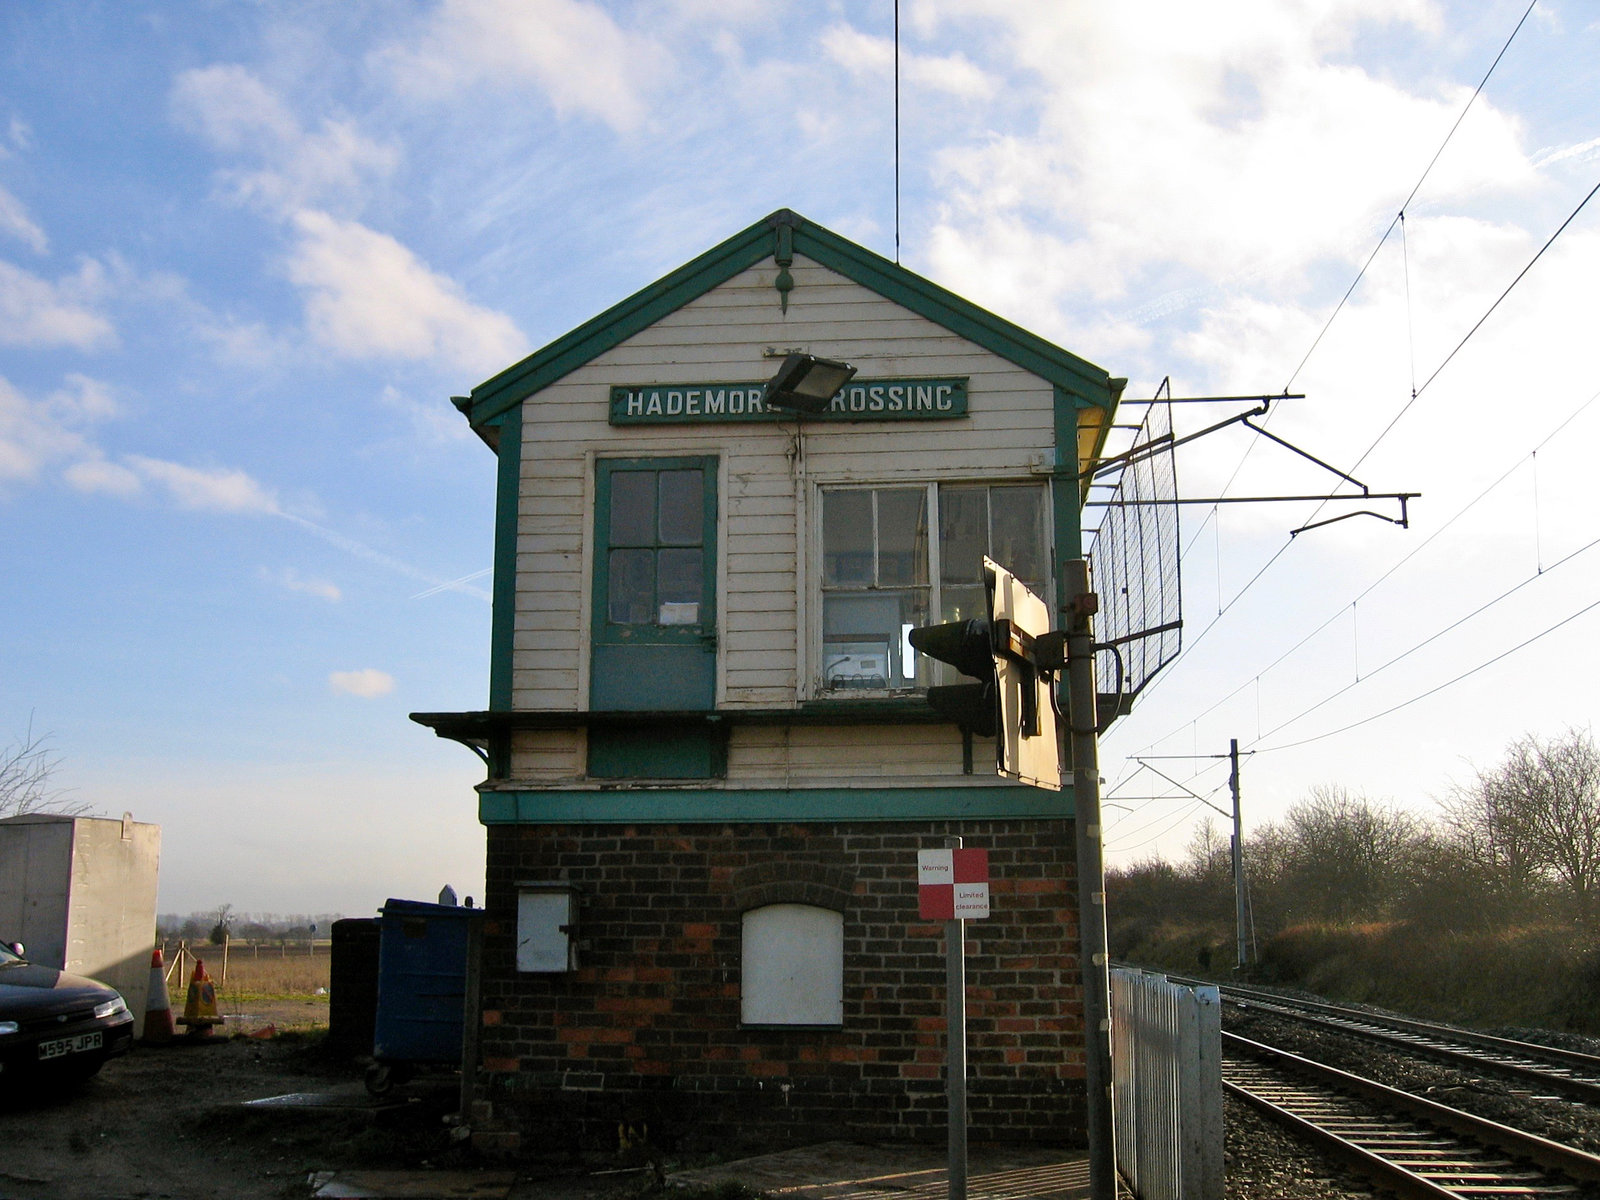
[{"left": 37, "top": 1030, "right": 102, "bottom": 1060}]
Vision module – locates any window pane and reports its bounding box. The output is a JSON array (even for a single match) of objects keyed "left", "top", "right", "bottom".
[
  {"left": 990, "top": 486, "right": 1047, "bottom": 583},
  {"left": 876, "top": 489, "right": 928, "bottom": 586},
  {"left": 941, "top": 583, "right": 986, "bottom": 624},
  {"left": 658, "top": 469, "right": 703, "bottom": 545},
  {"left": 823, "top": 490, "right": 873, "bottom": 586},
  {"left": 608, "top": 548, "right": 655, "bottom": 624},
  {"left": 657, "top": 547, "right": 702, "bottom": 607},
  {"left": 822, "top": 589, "right": 928, "bottom": 689},
  {"left": 940, "top": 486, "right": 987, "bottom": 585},
  {"left": 609, "top": 472, "right": 656, "bottom": 546}
]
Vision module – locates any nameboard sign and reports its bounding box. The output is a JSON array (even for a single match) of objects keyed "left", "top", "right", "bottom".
[{"left": 609, "top": 377, "right": 969, "bottom": 424}]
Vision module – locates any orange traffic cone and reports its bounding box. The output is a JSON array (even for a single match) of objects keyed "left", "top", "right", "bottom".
[
  {"left": 142, "top": 947, "right": 175, "bottom": 1044},
  {"left": 178, "top": 958, "right": 224, "bottom": 1035}
]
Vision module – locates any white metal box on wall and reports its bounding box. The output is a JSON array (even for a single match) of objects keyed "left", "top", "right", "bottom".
[{"left": 0, "top": 813, "right": 161, "bottom": 1035}]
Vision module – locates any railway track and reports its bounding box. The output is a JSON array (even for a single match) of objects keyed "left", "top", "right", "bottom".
[
  {"left": 1225, "top": 1031, "right": 1600, "bottom": 1198},
  {"left": 1216, "top": 981, "right": 1600, "bottom": 1106}
]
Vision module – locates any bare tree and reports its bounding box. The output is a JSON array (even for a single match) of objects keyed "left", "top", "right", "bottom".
[
  {"left": 1270, "top": 786, "right": 1423, "bottom": 924},
  {"left": 1444, "top": 730, "right": 1600, "bottom": 921},
  {"left": 1441, "top": 748, "right": 1546, "bottom": 903},
  {"left": 0, "top": 716, "right": 85, "bottom": 819},
  {"left": 1185, "top": 817, "right": 1232, "bottom": 889}
]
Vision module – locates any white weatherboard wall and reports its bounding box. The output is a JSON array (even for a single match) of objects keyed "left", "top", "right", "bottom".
[
  {"left": 508, "top": 255, "right": 1052, "bottom": 787},
  {"left": 0, "top": 813, "right": 161, "bottom": 1035}
]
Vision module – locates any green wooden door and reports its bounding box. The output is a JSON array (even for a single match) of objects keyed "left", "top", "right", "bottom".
[{"left": 590, "top": 457, "right": 718, "bottom": 712}]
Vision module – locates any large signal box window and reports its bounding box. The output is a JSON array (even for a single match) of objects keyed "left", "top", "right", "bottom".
[{"left": 817, "top": 483, "right": 1048, "bottom": 694}]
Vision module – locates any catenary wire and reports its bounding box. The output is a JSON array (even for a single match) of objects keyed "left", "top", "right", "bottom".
[
  {"left": 1107, "top": 800, "right": 1209, "bottom": 854},
  {"left": 1161, "top": 0, "right": 1541, "bottom": 572},
  {"left": 1248, "top": 529, "right": 1600, "bottom": 746},
  {"left": 1130, "top": 1, "right": 1545, "bottom": 687},
  {"left": 1253, "top": 594, "right": 1600, "bottom": 755},
  {"left": 1121, "top": 386, "right": 1600, "bottom": 747},
  {"left": 1148, "top": 173, "right": 1599, "bottom": 698},
  {"left": 1281, "top": 0, "right": 1539, "bottom": 393},
  {"left": 1340, "top": 173, "right": 1600, "bottom": 481}
]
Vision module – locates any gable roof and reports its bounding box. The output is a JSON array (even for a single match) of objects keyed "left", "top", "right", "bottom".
[{"left": 455, "top": 209, "right": 1122, "bottom": 437}]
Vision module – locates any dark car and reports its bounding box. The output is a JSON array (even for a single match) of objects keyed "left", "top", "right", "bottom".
[{"left": 0, "top": 941, "right": 136, "bottom": 1086}]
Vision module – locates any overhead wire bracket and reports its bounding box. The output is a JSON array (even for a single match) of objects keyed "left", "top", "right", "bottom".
[{"left": 1086, "top": 386, "right": 1419, "bottom": 538}]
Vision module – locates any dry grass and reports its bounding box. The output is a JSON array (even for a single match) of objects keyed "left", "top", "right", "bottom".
[{"left": 164, "top": 940, "right": 329, "bottom": 1004}]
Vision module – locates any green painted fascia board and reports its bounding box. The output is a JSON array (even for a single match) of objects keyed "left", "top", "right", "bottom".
[
  {"left": 465, "top": 217, "right": 777, "bottom": 426},
  {"left": 461, "top": 209, "right": 1119, "bottom": 429},
  {"left": 479, "top": 785, "right": 1074, "bottom": 825},
  {"left": 1053, "top": 386, "right": 1085, "bottom": 580},
  {"left": 489, "top": 404, "right": 522, "bottom": 711},
  {"left": 793, "top": 225, "right": 1113, "bottom": 403}
]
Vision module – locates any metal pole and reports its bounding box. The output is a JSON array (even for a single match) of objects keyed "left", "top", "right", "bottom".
[
  {"left": 945, "top": 836, "right": 968, "bottom": 1200},
  {"left": 1063, "top": 558, "right": 1116, "bottom": 1200},
  {"left": 1230, "top": 738, "right": 1247, "bottom": 971}
]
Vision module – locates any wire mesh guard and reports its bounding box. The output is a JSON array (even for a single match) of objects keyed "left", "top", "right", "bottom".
[{"left": 1087, "top": 399, "right": 1183, "bottom": 705}]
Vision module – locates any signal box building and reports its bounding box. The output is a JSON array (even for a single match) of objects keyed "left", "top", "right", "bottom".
[{"left": 415, "top": 210, "right": 1124, "bottom": 1153}]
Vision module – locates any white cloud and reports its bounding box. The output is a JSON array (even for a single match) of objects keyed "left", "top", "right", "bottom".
[
  {"left": 329, "top": 668, "right": 395, "bottom": 698},
  {"left": 170, "top": 64, "right": 300, "bottom": 152},
  {"left": 194, "top": 316, "right": 287, "bottom": 370},
  {"left": 0, "top": 374, "right": 116, "bottom": 485},
  {"left": 0, "top": 372, "right": 290, "bottom": 517},
  {"left": 1532, "top": 137, "right": 1600, "bottom": 170},
  {"left": 820, "top": 25, "right": 996, "bottom": 100},
  {"left": 286, "top": 209, "right": 526, "bottom": 375},
  {"left": 50, "top": 373, "right": 118, "bottom": 422},
  {"left": 62, "top": 457, "right": 142, "bottom": 498},
  {"left": 171, "top": 67, "right": 522, "bottom": 375},
  {"left": 0, "top": 259, "right": 115, "bottom": 349},
  {"left": 915, "top": 0, "right": 1534, "bottom": 335},
  {"left": 3, "top": 115, "right": 32, "bottom": 155},
  {"left": 0, "top": 185, "right": 47, "bottom": 254},
  {"left": 376, "top": 383, "right": 472, "bottom": 445},
  {"left": 123, "top": 455, "right": 281, "bottom": 514},
  {"left": 170, "top": 64, "right": 399, "bottom": 217},
  {"left": 379, "top": 0, "right": 666, "bottom": 132},
  {"left": 262, "top": 566, "right": 342, "bottom": 602}
]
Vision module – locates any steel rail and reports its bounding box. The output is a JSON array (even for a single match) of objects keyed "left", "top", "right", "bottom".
[
  {"left": 1224, "top": 1031, "right": 1600, "bottom": 1198},
  {"left": 1218, "top": 982, "right": 1600, "bottom": 1105}
]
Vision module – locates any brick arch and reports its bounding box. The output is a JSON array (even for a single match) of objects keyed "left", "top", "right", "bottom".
[{"left": 730, "top": 859, "right": 856, "bottom": 914}]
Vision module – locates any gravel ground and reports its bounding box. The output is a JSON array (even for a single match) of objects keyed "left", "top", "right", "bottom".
[
  {"left": 1222, "top": 991, "right": 1600, "bottom": 1197},
  {"left": 6, "top": 995, "right": 1596, "bottom": 1200}
]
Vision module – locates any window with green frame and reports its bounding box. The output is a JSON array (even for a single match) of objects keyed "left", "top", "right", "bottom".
[{"left": 817, "top": 482, "right": 1049, "bottom": 693}]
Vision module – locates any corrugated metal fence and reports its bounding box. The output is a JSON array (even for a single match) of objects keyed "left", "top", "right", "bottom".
[{"left": 1109, "top": 967, "right": 1223, "bottom": 1200}]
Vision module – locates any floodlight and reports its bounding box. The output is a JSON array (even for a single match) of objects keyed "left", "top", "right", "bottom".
[{"left": 764, "top": 353, "right": 857, "bottom": 414}]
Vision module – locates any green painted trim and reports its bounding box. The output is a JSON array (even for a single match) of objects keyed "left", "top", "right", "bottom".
[
  {"left": 590, "top": 455, "right": 719, "bottom": 646},
  {"left": 489, "top": 404, "right": 522, "bottom": 712},
  {"left": 477, "top": 784, "right": 1075, "bottom": 825},
  {"left": 460, "top": 210, "right": 1117, "bottom": 429},
  {"left": 1053, "top": 386, "right": 1083, "bottom": 577},
  {"left": 794, "top": 227, "right": 1110, "bottom": 400},
  {"left": 467, "top": 225, "right": 774, "bottom": 423}
]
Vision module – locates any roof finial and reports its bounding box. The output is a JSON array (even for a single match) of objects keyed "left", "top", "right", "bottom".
[{"left": 774, "top": 223, "right": 794, "bottom": 314}]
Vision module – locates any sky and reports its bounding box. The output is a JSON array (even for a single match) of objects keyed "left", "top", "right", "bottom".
[{"left": 1, "top": 0, "right": 1596, "bottom": 916}]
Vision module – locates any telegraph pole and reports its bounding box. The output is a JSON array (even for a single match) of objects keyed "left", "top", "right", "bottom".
[
  {"left": 1129, "top": 743, "right": 1252, "bottom": 971},
  {"left": 1229, "top": 738, "right": 1248, "bottom": 971},
  {"left": 1063, "top": 559, "right": 1116, "bottom": 1200}
]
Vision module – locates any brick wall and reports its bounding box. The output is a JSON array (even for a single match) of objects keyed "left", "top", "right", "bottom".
[{"left": 477, "top": 818, "right": 1085, "bottom": 1153}]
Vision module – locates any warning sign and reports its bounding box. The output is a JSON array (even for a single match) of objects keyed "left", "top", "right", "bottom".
[{"left": 918, "top": 847, "right": 990, "bottom": 920}]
